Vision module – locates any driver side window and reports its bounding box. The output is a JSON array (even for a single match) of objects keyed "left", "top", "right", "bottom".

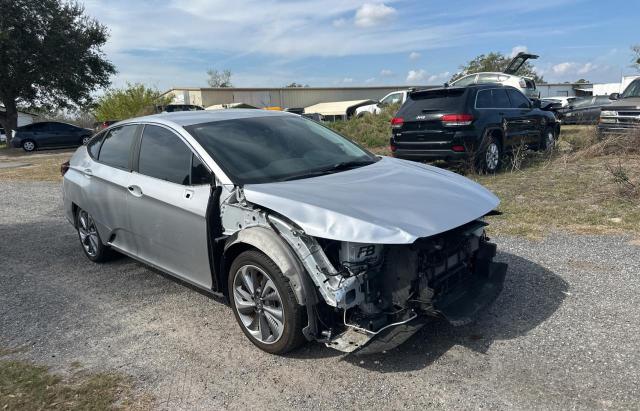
[{"left": 507, "top": 89, "right": 531, "bottom": 109}]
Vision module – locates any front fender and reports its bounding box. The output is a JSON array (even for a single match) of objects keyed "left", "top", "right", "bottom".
[{"left": 224, "top": 226, "right": 310, "bottom": 306}]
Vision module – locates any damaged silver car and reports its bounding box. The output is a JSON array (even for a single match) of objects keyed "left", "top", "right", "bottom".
[{"left": 62, "top": 110, "right": 507, "bottom": 354}]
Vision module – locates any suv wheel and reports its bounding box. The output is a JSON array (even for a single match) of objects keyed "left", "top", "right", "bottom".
[
  {"left": 22, "top": 140, "right": 36, "bottom": 152},
  {"left": 541, "top": 128, "right": 555, "bottom": 151},
  {"left": 228, "top": 250, "right": 305, "bottom": 354},
  {"left": 479, "top": 137, "right": 502, "bottom": 173}
]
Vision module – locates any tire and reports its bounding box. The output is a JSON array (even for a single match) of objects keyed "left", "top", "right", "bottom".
[
  {"left": 81, "top": 135, "right": 91, "bottom": 145},
  {"left": 22, "top": 140, "right": 36, "bottom": 152},
  {"left": 541, "top": 127, "right": 556, "bottom": 151},
  {"left": 477, "top": 136, "right": 502, "bottom": 174},
  {"left": 228, "top": 250, "right": 305, "bottom": 354},
  {"left": 76, "top": 207, "right": 114, "bottom": 263}
]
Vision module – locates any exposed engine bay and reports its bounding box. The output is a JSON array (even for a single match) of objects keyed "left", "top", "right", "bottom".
[{"left": 222, "top": 188, "right": 507, "bottom": 354}]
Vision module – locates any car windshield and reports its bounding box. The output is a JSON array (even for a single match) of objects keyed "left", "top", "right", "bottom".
[
  {"left": 186, "top": 115, "right": 377, "bottom": 184},
  {"left": 621, "top": 80, "right": 640, "bottom": 98}
]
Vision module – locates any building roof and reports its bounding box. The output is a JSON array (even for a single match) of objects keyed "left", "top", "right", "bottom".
[{"left": 304, "top": 100, "right": 375, "bottom": 116}]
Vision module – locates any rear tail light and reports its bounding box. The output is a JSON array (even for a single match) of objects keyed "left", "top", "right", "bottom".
[
  {"left": 390, "top": 117, "right": 404, "bottom": 128},
  {"left": 60, "top": 161, "right": 70, "bottom": 176},
  {"left": 451, "top": 145, "right": 466, "bottom": 152},
  {"left": 441, "top": 114, "right": 474, "bottom": 126}
]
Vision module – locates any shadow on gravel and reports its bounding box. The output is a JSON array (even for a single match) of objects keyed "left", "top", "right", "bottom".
[{"left": 331, "top": 251, "right": 570, "bottom": 372}]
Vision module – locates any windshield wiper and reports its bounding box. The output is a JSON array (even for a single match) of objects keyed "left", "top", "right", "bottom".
[{"left": 280, "top": 160, "right": 376, "bottom": 182}]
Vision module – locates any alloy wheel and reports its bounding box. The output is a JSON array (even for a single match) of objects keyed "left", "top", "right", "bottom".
[
  {"left": 485, "top": 143, "right": 500, "bottom": 171},
  {"left": 232, "top": 264, "right": 284, "bottom": 344},
  {"left": 78, "top": 210, "right": 99, "bottom": 258},
  {"left": 23, "top": 141, "right": 35, "bottom": 151},
  {"left": 545, "top": 130, "right": 555, "bottom": 150},
  {"left": 82, "top": 136, "right": 91, "bottom": 145}
]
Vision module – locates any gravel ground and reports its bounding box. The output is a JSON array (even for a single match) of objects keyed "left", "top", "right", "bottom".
[{"left": 1, "top": 181, "right": 639, "bottom": 410}]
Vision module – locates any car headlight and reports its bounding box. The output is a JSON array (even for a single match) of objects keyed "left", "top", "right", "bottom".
[{"left": 600, "top": 110, "right": 616, "bottom": 117}]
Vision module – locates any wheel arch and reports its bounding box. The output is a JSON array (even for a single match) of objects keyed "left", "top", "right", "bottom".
[{"left": 222, "top": 226, "right": 309, "bottom": 306}]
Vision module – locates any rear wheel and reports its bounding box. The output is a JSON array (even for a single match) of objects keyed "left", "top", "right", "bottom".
[
  {"left": 81, "top": 135, "right": 91, "bottom": 145},
  {"left": 76, "top": 208, "right": 114, "bottom": 262},
  {"left": 22, "top": 140, "right": 36, "bottom": 152},
  {"left": 228, "top": 250, "right": 305, "bottom": 354},
  {"left": 478, "top": 136, "right": 502, "bottom": 173},
  {"left": 541, "top": 127, "right": 556, "bottom": 151}
]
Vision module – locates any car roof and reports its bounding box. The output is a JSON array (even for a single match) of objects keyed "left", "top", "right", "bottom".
[
  {"left": 457, "top": 71, "right": 533, "bottom": 80},
  {"left": 125, "top": 109, "right": 294, "bottom": 127},
  {"left": 413, "top": 83, "right": 512, "bottom": 94}
]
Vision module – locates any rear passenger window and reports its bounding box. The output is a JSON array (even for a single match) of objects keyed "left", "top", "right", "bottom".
[
  {"left": 138, "top": 125, "right": 191, "bottom": 185},
  {"left": 507, "top": 89, "right": 531, "bottom": 109},
  {"left": 491, "top": 89, "right": 511, "bottom": 108},
  {"left": 476, "top": 90, "right": 492, "bottom": 108},
  {"left": 98, "top": 125, "right": 137, "bottom": 169},
  {"left": 87, "top": 133, "right": 104, "bottom": 158}
]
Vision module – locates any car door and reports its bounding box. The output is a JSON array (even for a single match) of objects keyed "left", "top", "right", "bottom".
[
  {"left": 47, "top": 123, "right": 76, "bottom": 147},
  {"left": 485, "top": 88, "right": 525, "bottom": 148},
  {"left": 127, "top": 124, "right": 213, "bottom": 289},
  {"left": 28, "top": 123, "right": 54, "bottom": 147},
  {"left": 84, "top": 125, "right": 139, "bottom": 255},
  {"left": 505, "top": 88, "right": 540, "bottom": 146}
]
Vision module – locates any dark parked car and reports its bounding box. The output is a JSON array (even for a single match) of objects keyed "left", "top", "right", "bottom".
[
  {"left": 557, "top": 96, "right": 611, "bottom": 125},
  {"left": 389, "top": 84, "right": 560, "bottom": 172},
  {"left": 11, "top": 121, "right": 93, "bottom": 152},
  {"left": 598, "top": 78, "right": 640, "bottom": 136}
]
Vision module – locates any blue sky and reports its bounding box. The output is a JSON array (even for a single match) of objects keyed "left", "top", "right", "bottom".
[{"left": 83, "top": 0, "right": 639, "bottom": 90}]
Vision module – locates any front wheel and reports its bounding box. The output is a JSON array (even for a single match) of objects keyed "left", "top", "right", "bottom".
[
  {"left": 22, "top": 140, "right": 36, "bottom": 152},
  {"left": 81, "top": 136, "right": 91, "bottom": 145},
  {"left": 228, "top": 250, "right": 305, "bottom": 354}
]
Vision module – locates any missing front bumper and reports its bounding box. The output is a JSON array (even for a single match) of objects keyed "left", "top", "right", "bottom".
[{"left": 326, "top": 261, "right": 508, "bottom": 355}]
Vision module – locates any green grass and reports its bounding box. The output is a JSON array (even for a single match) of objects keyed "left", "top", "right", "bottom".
[
  {"left": 0, "top": 348, "right": 151, "bottom": 410},
  {"left": 327, "top": 104, "right": 397, "bottom": 154}
]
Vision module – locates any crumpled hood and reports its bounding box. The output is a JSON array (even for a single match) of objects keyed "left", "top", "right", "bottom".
[{"left": 243, "top": 157, "right": 499, "bottom": 244}]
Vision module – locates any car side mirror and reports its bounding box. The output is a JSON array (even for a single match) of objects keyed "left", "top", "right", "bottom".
[
  {"left": 532, "top": 99, "right": 541, "bottom": 109},
  {"left": 609, "top": 93, "right": 620, "bottom": 100}
]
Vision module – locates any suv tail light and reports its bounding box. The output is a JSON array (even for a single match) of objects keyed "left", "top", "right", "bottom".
[
  {"left": 390, "top": 117, "right": 404, "bottom": 128},
  {"left": 441, "top": 114, "right": 474, "bottom": 126},
  {"left": 60, "top": 161, "right": 70, "bottom": 176}
]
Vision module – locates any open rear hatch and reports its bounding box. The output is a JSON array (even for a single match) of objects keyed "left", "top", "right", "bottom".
[{"left": 503, "top": 52, "right": 538, "bottom": 75}]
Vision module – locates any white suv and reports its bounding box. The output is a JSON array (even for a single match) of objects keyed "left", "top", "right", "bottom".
[
  {"left": 449, "top": 52, "right": 540, "bottom": 99},
  {"left": 355, "top": 90, "right": 409, "bottom": 117}
]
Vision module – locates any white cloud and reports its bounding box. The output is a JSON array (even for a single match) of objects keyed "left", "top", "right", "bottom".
[
  {"left": 577, "top": 62, "right": 597, "bottom": 75},
  {"left": 510, "top": 45, "right": 528, "bottom": 57},
  {"left": 354, "top": 3, "right": 397, "bottom": 28},
  {"left": 342, "top": 77, "right": 354, "bottom": 83},
  {"left": 406, "top": 69, "right": 427, "bottom": 82},
  {"left": 552, "top": 62, "right": 573, "bottom": 75},
  {"left": 552, "top": 62, "right": 597, "bottom": 76},
  {"left": 409, "top": 51, "right": 421, "bottom": 61},
  {"left": 380, "top": 69, "right": 394, "bottom": 76},
  {"left": 427, "top": 71, "right": 451, "bottom": 83},
  {"left": 365, "top": 77, "right": 376, "bottom": 83}
]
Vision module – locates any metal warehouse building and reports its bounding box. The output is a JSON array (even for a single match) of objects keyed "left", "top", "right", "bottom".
[{"left": 162, "top": 86, "right": 417, "bottom": 109}]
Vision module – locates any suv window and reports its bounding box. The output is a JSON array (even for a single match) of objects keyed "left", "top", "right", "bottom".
[
  {"left": 400, "top": 88, "right": 468, "bottom": 117},
  {"left": 475, "top": 90, "right": 492, "bottom": 108},
  {"left": 381, "top": 93, "right": 402, "bottom": 105},
  {"left": 98, "top": 125, "right": 137, "bottom": 170},
  {"left": 138, "top": 125, "right": 192, "bottom": 185},
  {"left": 451, "top": 74, "right": 476, "bottom": 86},
  {"left": 506, "top": 89, "right": 531, "bottom": 108},
  {"left": 491, "top": 89, "right": 511, "bottom": 108}
]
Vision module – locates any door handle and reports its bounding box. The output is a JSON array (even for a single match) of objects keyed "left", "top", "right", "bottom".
[
  {"left": 184, "top": 189, "right": 194, "bottom": 199},
  {"left": 127, "top": 185, "right": 143, "bottom": 197}
]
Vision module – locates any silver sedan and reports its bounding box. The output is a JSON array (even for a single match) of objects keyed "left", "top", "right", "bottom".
[{"left": 62, "top": 110, "right": 506, "bottom": 354}]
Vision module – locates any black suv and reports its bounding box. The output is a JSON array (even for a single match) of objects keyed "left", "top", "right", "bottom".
[{"left": 390, "top": 84, "right": 560, "bottom": 172}]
